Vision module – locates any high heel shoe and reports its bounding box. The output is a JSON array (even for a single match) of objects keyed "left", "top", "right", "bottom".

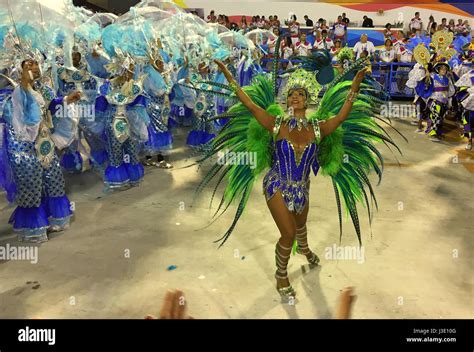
[
  {"left": 275, "top": 273, "right": 296, "bottom": 300},
  {"left": 296, "top": 246, "right": 320, "bottom": 265},
  {"left": 277, "top": 285, "right": 296, "bottom": 299}
]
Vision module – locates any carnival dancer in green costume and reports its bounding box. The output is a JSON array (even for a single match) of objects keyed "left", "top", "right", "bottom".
[{"left": 193, "top": 43, "right": 403, "bottom": 300}]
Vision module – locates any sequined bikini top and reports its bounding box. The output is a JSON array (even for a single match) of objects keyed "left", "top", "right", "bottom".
[{"left": 272, "top": 114, "right": 321, "bottom": 174}]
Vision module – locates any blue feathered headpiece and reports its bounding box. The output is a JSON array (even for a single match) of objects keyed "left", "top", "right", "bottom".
[{"left": 289, "top": 50, "right": 335, "bottom": 85}]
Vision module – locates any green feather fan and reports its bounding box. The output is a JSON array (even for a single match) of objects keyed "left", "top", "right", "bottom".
[
  {"left": 194, "top": 62, "right": 404, "bottom": 247},
  {"left": 310, "top": 80, "right": 405, "bottom": 245},
  {"left": 195, "top": 75, "right": 279, "bottom": 247}
]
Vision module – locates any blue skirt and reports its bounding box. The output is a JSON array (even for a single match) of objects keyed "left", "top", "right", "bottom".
[
  {"left": 144, "top": 124, "right": 173, "bottom": 155},
  {"left": 170, "top": 104, "right": 194, "bottom": 126},
  {"left": 186, "top": 130, "right": 216, "bottom": 148}
]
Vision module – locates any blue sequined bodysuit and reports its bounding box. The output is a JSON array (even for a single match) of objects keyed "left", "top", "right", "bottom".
[{"left": 263, "top": 117, "right": 321, "bottom": 214}]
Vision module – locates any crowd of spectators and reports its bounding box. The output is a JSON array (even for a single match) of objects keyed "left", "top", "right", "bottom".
[
  {"left": 204, "top": 10, "right": 470, "bottom": 37},
  {"left": 203, "top": 10, "right": 471, "bottom": 70}
]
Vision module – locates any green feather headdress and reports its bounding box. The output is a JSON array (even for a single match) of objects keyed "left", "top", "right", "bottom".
[{"left": 283, "top": 68, "right": 321, "bottom": 104}]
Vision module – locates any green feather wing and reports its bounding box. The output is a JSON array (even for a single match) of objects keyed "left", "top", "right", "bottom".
[
  {"left": 196, "top": 74, "right": 280, "bottom": 247},
  {"left": 310, "top": 81, "right": 405, "bottom": 245}
]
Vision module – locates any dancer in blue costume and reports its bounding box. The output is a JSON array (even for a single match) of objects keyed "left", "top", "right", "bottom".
[
  {"left": 0, "top": 36, "right": 81, "bottom": 242},
  {"left": 451, "top": 40, "right": 472, "bottom": 129},
  {"left": 192, "top": 42, "right": 404, "bottom": 299},
  {"left": 415, "top": 64, "right": 456, "bottom": 141},
  {"left": 169, "top": 62, "right": 195, "bottom": 127},
  {"left": 214, "top": 58, "right": 237, "bottom": 119},
  {"left": 455, "top": 67, "right": 474, "bottom": 150},
  {"left": 95, "top": 51, "right": 150, "bottom": 189},
  {"left": 237, "top": 50, "right": 264, "bottom": 87},
  {"left": 414, "top": 32, "right": 460, "bottom": 142},
  {"left": 56, "top": 49, "right": 107, "bottom": 173},
  {"left": 185, "top": 62, "right": 229, "bottom": 150},
  {"left": 142, "top": 52, "right": 174, "bottom": 168}
]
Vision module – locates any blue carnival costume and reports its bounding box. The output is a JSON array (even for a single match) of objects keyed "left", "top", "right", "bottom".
[
  {"left": 56, "top": 63, "right": 107, "bottom": 172},
  {"left": 142, "top": 63, "right": 173, "bottom": 154},
  {"left": 0, "top": 7, "right": 77, "bottom": 242},
  {"left": 455, "top": 69, "right": 474, "bottom": 149},
  {"left": 412, "top": 33, "right": 457, "bottom": 140},
  {"left": 185, "top": 70, "right": 221, "bottom": 149},
  {"left": 169, "top": 65, "right": 195, "bottom": 127},
  {"left": 95, "top": 73, "right": 149, "bottom": 188},
  {"left": 1, "top": 83, "right": 73, "bottom": 242}
]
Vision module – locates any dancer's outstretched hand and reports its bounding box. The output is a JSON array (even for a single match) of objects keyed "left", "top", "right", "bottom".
[
  {"left": 145, "top": 290, "right": 193, "bottom": 320},
  {"left": 335, "top": 286, "right": 357, "bottom": 319},
  {"left": 351, "top": 68, "right": 368, "bottom": 92},
  {"left": 214, "top": 59, "right": 234, "bottom": 82}
]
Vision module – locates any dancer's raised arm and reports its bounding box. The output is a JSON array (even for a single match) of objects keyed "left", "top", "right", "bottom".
[
  {"left": 320, "top": 68, "right": 367, "bottom": 139},
  {"left": 214, "top": 60, "right": 275, "bottom": 132}
]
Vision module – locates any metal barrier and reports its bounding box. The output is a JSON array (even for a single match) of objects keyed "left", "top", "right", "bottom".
[
  {"left": 260, "top": 58, "right": 415, "bottom": 99},
  {"left": 387, "top": 62, "right": 416, "bottom": 99}
]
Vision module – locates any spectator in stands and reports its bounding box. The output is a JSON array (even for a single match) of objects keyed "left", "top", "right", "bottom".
[
  {"left": 231, "top": 23, "right": 239, "bottom": 31},
  {"left": 313, "top": 29, "right": 321, "bottom": 45},
  {"left": 429, "top": 21, "right": 437, "bottom": 36},
  {"left": 455, "top": 19, "right": 464, "bottom": 34},
  {"left": 396, "top": 37, "right": 414, "bottom": 92},
  {"left": 462, "top": 20, "right": 471, "bottom": 36},
  {"left": 315, "top": 18, "right": 323, "bottom": 30},
  {"left": 437, "top": 18, "right": 447, "bottom": 31},
  {"left": 384, "top": 23, "right": 393, "bottom": 39},
  {"left": 295, "top": 32, "right": 313, "bottom": 57},
  {"left": 281, "top": 36, "right": 295, "bottom": 70},
  {"left": 224, "top": 15, "right": 231, "bottom": 29},
  {"left": 353, "top": 33, "right": 375, "bottom": 59},
  {"left": 409, "top": 12, "right": 423, "bottom": 34},
  {"left": 304, "top": 15, "right": 314, "bottom": 27},
  {"left": 379, "top": 38, "right": 396, "bottom": 87},
  {"left": 332, "top": 15, "right": 347, "bottom": 46},
  {"left": 314, "top": 29, "right": 334, "bottom": 51},
  {"left": 393, "top": 31, "right": 405, "bottom": 53},
  {"left": 362, "top": 15, "right": 374, "bottom": 28},
  {"left": 380, "top": 39, "right": 396, "bottom": 63},
  {"left": 448, "top": 19, "right": 455, "bottom": 33},
  {"left": 274, "top": 15, "right": 281, "bottom": 28},
  {"left": 250, "top": 16, "right": 257, "bottom": 29},
  {"left": 268, "top": 15, "right": 274, "bottom": 30},
  {"left": 207, "top": 10, "right": 216, "bottom": 23},
  {"left": 240, "top": 16, "right": 248, "bottom": 32},
  {"left": 217, "top": 14, "right": 224, "bottom": 26},
  {"left": 312, "top": 19, "right": 320, "bottom": 37},
  {"left": 265, "top": 27, "right": 281, "bottom": 70},
  {"left": 330, "top": 39, "right": 342, "bottom": 62},
  {"left": 319, "top": 19, "right": 329, "bottom": 34},
  {"left": 267, "top": 27, "right": 281, "bottom": 56},
  {"left": 341, "top": 12, "right": 350, "bottom": 25},
  {"left": 289, "top": 15, "right": 301, "bottom": 46},
  {"left": 426, "top": 15, "right": 436, "bottom": 36}
]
